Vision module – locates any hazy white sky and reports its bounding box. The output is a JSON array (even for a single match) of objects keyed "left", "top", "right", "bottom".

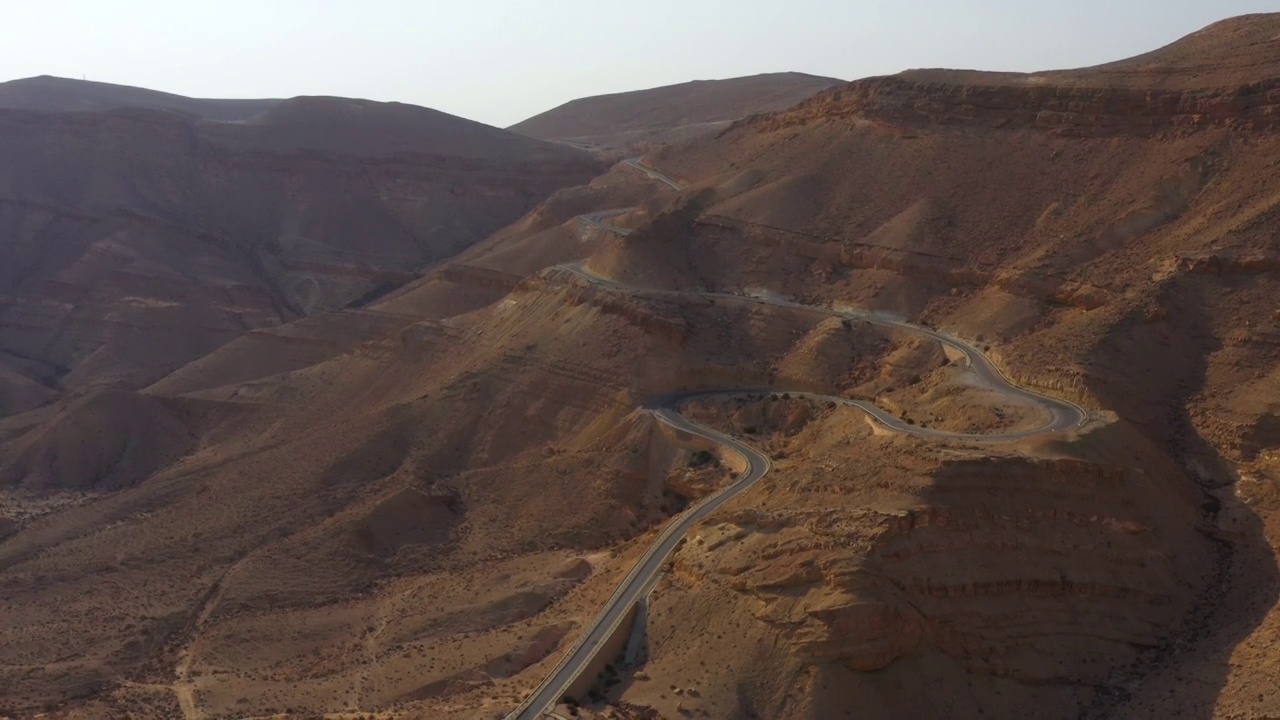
[{"left": 2, "top": 1, "right": 1275, "bottom": 127}]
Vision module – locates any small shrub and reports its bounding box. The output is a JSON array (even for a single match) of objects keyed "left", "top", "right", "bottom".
[{"left": 689, "top": 450, "right": 717, "bottom": 467}]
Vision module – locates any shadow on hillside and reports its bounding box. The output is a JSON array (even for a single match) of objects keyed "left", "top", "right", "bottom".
[{"left": 1083, "top": 278, "right": 1279, "bottom": 719}]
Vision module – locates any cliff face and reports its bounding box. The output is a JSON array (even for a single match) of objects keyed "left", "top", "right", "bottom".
[
  {"left": 632, "top": 418, "right": 1218, "bottom": 719},
  {"left": 739, "top": 452, "right": 1207, "bottom": 680},
  {"left": 761, "top": 75, "right": 1280, "bottom": 136},
  {"left": 746, "top": 13, "right": 1280, "bottom": 138}
]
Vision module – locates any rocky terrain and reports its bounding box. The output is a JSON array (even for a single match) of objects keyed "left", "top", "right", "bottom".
[
  {"left": 0, "top": 88, "right": 603, "bottom": 427},
  {"left": 5, "top": 12, "right": 1280, "bottom": 720},
  {"left": 587, "top": 13, "right": 1280, "bottom": 719},
  {"left": 508, "top": 72, "right": 844, "bottom": 157}
]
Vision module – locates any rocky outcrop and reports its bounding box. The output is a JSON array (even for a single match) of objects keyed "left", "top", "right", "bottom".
[
  {"left": 669, "top": 432, "right": 1214, "bottom": 702},
  {"left": 438, "top": 264, "right": 525, "bottom": 294},
  {"left": 524, "top": 272, "right": 690, "bottom": 347},
  {"left": 749, "top": 76, "right": 1280, "bottom": 137},
  {"left": 1176, "top": 251, "right": 1280, "bottom": 275},
  {"left": 697, "top": 216, "right": 1113, "bottom": 311}
]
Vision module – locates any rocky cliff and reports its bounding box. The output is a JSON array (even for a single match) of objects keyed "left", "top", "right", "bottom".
[
  {"left": 742, "top": 13, "right": 1280, "bottom": 138},
  {"left": 758, "top": 75, "right": 1280, "bottom": 136}
]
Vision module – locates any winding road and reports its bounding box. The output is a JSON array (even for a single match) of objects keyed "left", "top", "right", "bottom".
[
  {"left": 506, "top": 160, "right": 1088, "bottom": 719},
  {"left": 624, "top": 157, "right": 685, "bottom": 190}
]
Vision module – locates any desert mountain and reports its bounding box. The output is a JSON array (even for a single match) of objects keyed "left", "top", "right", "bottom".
[
  {"left": 508, "top": 71, "right": 844, "bottom": 156},
  {"left": 5, "top": 13, "right": 1280, "bottom": 720},
  {"left": 0, "top": 75, "right": 280, "bottom": 120},
  {"left": 577, "top": 13, "right": 1280, "bottom": 717},
  {"left": 0, "top": 89, "right": 603, "bottom": 418}
]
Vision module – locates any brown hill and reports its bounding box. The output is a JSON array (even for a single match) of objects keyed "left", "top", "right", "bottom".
[
  {"left": 508, "top": 72, "right": 844, "bottom": 156},
  {"left": 0, "top": 75, "right": 279, "bottom": 120},
  {"left": 212, "top": 95, "right": 594, "bottom": 160},
  {"left": 0, "top": 93, "right": 603, "bottom": 418},
  {"left": 741, "top": 14, "right": 1280, "bottom": 139},
  {"left": 899, "top": 12, "right": 1280, "bottom": 90},
  {"left": 0, "top": 390, "right": 194, "bottom": 492},
  {"left": 564, "top": 12, "right": 1280, "bottom": 718},
  {"left": 7, "top": 14, "right": 1280, "bottom": 720}
]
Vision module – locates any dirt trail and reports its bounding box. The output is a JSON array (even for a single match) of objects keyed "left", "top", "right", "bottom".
[{"left": 171, "top": 558, "right": 248, "bottom": 719}]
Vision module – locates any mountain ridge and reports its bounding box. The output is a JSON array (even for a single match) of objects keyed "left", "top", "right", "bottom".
[
  {"left": 0, "top": 74, "right": 281, "bottom": 120},
  {"left": 508, "top": 71, "right": 845, "bottom": 155}
]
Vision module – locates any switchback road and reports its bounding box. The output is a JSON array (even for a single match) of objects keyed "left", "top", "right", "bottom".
[{"left": 507, "top": 160, "right": 1088, "bottom": 719}]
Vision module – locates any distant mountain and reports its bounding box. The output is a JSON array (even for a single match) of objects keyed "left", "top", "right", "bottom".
[
  {"left": 0, "top": 75, "right": 280, "bottom": 120},
  {"left": 0, "top": 85, "right": 603, "bottom": 421},
  {"left": 209, "top": 95, "right": 591, "bottom": 160},
  {"left": 508, "top": 72, "right": 844, "bottom": 156}
]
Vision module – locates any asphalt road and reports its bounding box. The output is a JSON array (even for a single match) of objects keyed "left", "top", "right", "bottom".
[
  {"left": 508, "top": 407, "right": 770, "bottom": 720},
  {"left": 624, "top": 157, "right": 684, "bottom": 190},
  {"left": 507, "top": 162, "right": 1088, "bottom": 719},
  {"left": 558, "top": 261, "right": 1087, "bottom": 438},
  {"left": 577, "top": 157, "right": 681, "bottom": 233},
  {"left": 579, "top": 208, "right": 633, "bottom": 235}
]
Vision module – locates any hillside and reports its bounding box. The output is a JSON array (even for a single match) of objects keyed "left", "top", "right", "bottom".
[
  {"left": 508, "top": 72, "right": 844, "bottom": 156},
  {"left": 0, "top": 92, "right": 603, "bottom": 420},
  {"left": 210, "top": 95, "right": 597, "bottom": 160},
  {"left": 0, "top": 75, "right": 279, "bottom": 120},
  {"left": 6, "top": 13, "right": 1280, "bottom": 720},
  {"left": 579, "top": 12, "right": 1280, "bottom": 717},
  {"left": 900, "top": 11, "right": 1280, "bottom": 90}
]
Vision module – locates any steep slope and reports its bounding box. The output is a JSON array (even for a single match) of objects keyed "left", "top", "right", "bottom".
[
  {"left": 211, "top": 95, "right": 596, "bottom": 160},
  {"left": 0, "top": 75, "right": 279, "bottom": 120},
  {"left": 132, "top": 157, "right": 681, "bottom": 406},
  {"left": 508, "top": 72, "right": 844, "bottom": 156},
  {"left": 8, "top": 14, "right": 1280, "bottom": 720},
  {"left": 0, "top": 94, "right": 604, "bottom": 416},
  {"left": 0, "top": 248, "right": 865, "bottom": 714},
  {"left": 554, "top": 12, "right": 1280, "bottom": 719},
  {"left": 899, "top": 11, "right": 1280, "bottom": 90}
]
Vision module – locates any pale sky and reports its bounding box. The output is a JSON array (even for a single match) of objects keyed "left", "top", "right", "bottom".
[{"left": 2, "top": 1, "right": 1275, "bottom": 128}]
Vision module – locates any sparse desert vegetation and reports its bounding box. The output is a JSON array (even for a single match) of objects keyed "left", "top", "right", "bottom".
[{"left": 4, "top": 10, "right": 1280, "bottom": 720}]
